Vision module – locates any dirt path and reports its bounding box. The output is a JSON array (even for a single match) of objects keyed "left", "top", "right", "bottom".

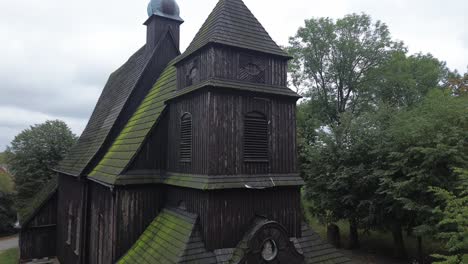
[{"left": 0, "top": 235, "right": 18, "bottom": 251}]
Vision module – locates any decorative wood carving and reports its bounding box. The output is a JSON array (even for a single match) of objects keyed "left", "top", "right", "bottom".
[
  {"left": 185, "top": 58, "right": 200, "bottom": 86},
  {"left": 238, "top": 53, "right": 266, "bottom": 84}
]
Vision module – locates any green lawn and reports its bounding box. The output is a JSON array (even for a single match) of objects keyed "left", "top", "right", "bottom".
[
  {"left": 302, "top": 198, "right": 445, "bottom": 262},
  {"left": 0, "top": 248, "right": 19, "bottom": 264}
]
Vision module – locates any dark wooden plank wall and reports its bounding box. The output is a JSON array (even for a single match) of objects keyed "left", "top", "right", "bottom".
[
  {"left": 167, "top": 91, "right": 210, "bottom": 174},
  {"left": 86, "top": 181, "right": 115, "bottom": 264},
  {"left": 177, "top": 46, "right": 288, "bottom": 90},
  {"left": 114, "top": 185, "right": 164, "bottom": 260},
  {"left": 20, "top": 194, "right": 57, "bottom": 260},
  {"left": 166, "top": 186, "right": 302, "bottom": 250},
  {"left": 128, "top": 113, "right": 169, "bottom": 171},
  {"left": 208, "top": 90, "right": 298, "bottom": 175},
  {"left": 213, "top": 46, "right": 288, "bottom": 87},
  {"left": 57, "top": 174, "right": 84, "bottom": 264},
  {"left": 20, "top": 227, "right": 56, "bottom": 261},
  {"left": 177, "top": 46, "right": 214, "bottom": 90}
]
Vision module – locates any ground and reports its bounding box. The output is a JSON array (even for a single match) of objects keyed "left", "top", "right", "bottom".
[
  {"left": 305, "top": 208, "right": 445, "bottom": 264},
  {"left": 0, "top": 248, "right": 18, "bottom": 264},
  {"left": 0, "top": 235, "right": 18, "bottom": 264}
]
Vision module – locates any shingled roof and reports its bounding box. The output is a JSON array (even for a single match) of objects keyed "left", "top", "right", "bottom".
[
  {"left": 88, "top": 62, "right": 177, "bottom": 184},
  {"left": 120, "top": 211, "right": 351, "bottom": 264},
  {"left": 173, "top": 0, "right": 290, "bottom": 64},
  {"left": 56, "top": 46, "right": 152, "bottom": 176},
  {"left": 18, "top": 177, "right": 58, "bottom": 226},
  {"left": 118, "top": 208, "right": 216, "bottom": 264}
]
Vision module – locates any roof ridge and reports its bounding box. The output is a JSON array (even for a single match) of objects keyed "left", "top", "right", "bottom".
[{"left": 173, "top": 0, "right": 289, "bottom": 64}]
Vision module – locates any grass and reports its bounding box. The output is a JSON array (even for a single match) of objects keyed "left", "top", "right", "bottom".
[
  {"left": 302, "top": 198, "right": 446, "bottom": 262},
  {"left": 0, "top": 248, "right": 19, "bottom": 264}
]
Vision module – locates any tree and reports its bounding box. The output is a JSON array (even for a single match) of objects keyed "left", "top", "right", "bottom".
[
  {"left": 288, "top": 13, "right": 403, "bottom": 123},
  {"left": 430, "top": 168, "right": 468, "bottom": 264},
  {"left": 374, "top": 90, "right": 468, "bottom": 258},
  {"left": 0, "top": 169, "right": 15, "bottom": 234},
  {"left": 446, "top": 68, "right": 468, "bottom": 96},
  {"left": 369, "top": 52, "right": 448, "bottom": 108},
  {"left": 5, "top": 120, "right": 77, "bottom": 209}
]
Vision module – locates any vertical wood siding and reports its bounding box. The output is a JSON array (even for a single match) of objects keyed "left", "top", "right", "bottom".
[
  {"left": 20, "top": 194, "right": 57, "bottom": 260},
  {"left": 208, "top": 90, "right": 298, "bottom": 175},
  {"left": 177, "top": 47, "right": 214, "bottom": 90},
  {"left": 167, "top": 92, "right": 211, "bottom": 174},
  {"left": 57, "top": 174, "right": 84, "bottom": 264},
  {"left": 114, "top": 185, "right": 163, "bottom": 260},
  {"left": 128, "top": 113, "right": 169, "bottom": 171},
  {"left": 86, "top": 181, "right": 114, "bottom": 264},
  {"left": 177, "top": 46, "right": 288, "bottom": 90},
  {"left": 166, "top": 186, "right": 302, "bottom": 250}
]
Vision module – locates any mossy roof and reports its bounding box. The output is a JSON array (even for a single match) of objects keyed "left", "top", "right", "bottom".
[
  {"left": 18, "top": 177, "right": 58, "bottom": 226},
  {"left": 88, "top": 62, "right": 177, "bottom": 184},
  {"left": 298, "top": 224, "right": 352, "bottom": 264},
  {"left": 56, "top": 46, "right": 151, "bottom": 177},
  {"left": 118, "top": 208, "right": 216, "bottom": 264},
  {"left": 173, "top": 0, "right": 290, "bottom": 65},
  {"left": 120, "top": 211, "right": 352, "bottom": 264}
]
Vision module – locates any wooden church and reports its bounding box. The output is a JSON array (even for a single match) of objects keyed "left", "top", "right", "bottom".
[{"left": 18, "top": 0, "right": 352, "bottom": 263}]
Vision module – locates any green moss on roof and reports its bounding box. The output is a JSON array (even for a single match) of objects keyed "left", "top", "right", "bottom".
[
  {"left": 174, "top": 0, "right": 290, "bottom": 64},
  {"left": 88, "top": 63, "right": 177, "bottom": 184},
  {"left": 57, "top": 46, "right": 151, "bottom": 176},
  {"left": 118, "top": 209, "right": 197, "bottom": 264},
  {"left": 18, "top": 177, "right": 57, "bottom": 226}
]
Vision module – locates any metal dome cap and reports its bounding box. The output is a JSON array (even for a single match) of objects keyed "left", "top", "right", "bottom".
[{"left": 147, "top": 0, "right": 181, "bottom": 20}]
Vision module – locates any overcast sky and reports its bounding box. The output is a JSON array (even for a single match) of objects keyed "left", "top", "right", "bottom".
[{"left": 0, "top": 0, "right": 466, "bottom": 151}]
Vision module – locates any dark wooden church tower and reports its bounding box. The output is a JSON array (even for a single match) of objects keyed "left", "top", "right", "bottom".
[{"left": 18, "top": 0, "right": 351, "bottom": 263}]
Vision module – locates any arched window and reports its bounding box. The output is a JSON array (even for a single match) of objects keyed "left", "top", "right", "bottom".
[
  {"left": 244, "top": 111, "right": 268, "bottom": 162},
  {"left": 180, "top": 113, "right": 192, "bottom": 162}
]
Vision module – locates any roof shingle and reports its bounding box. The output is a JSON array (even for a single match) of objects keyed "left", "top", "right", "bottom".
[
  {"left": 56, "top": 46, "right": 151, "bottom": 176},
  {"left": 88, "top": 63, "right": 177, "bottom": 184},
  {"left": 173, "top": 0, "right": 290, "bottom": 65}
]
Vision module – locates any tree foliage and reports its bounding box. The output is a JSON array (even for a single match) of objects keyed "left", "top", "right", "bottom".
[
  {"left": 289, "top": 13, "right": 403, "bottom": 123},
  {"left": 292, "top": 12, "right": 467, "bottom": 258},
  {"left": 5, "top": 120, "right": 76, "bottom": 209},
  {"left": 430, "top": 168, "right": 468, "bottom": 264}
]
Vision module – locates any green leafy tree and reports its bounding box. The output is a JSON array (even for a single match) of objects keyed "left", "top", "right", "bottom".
[
  {"left": 430, "top": 168, "right": 468, "bottom": 264},
  {"left": 446, "top": 68, "right": 468, "bottom": 96},
  {"left": 288, "top": 13, "right": 403, "bottom": 123},
  {"left": 374, "top": 90, "right": 468, "bottom": 258},
  {"left": 0, "top": 170, "right": 15, "bottom": 234},
  {"left": 370, "top": 52, "right": 448, "bottom": 108},
  {"left": 5, "top": 120, "right": 77, "bottom": 209}
]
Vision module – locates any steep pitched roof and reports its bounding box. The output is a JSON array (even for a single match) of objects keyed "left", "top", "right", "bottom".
[
  {"left": 120, "top": 212, "right": 352, "bottom": 264},
  {"left": 18, "top": 177, "right": 58, "bottom": 226},
  {"left": 297, "top": 224, "right": 352, "bottom": 264},
  {"left": 174, "top": 0, "right": 290, "bottom": 64},
  {"left": 88, "top": 62, "right": 177, "bottom": 184},
  {"left": 118, "top": 208, "right": 216, "bottom": 264},
  {"left": 56, "top": 46, "right": 152, "bottom": 176}
]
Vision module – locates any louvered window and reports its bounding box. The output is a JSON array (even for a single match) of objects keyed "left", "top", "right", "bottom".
[
  {"left": 244, "top": 112, "right": 269, "bottom": 162},
  {"left": 180, "top": 113, "right": 192, "bottom": 162}
]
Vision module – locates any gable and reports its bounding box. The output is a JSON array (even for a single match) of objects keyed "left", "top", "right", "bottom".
[
  {"left": 56, "top": 46, "right": 152, "bottom": 177},
  {"left": 19, "top": 177, "right": 58, "bottom": 227},
  {"left": 118, "top": 208, "right": 216, "bottom": 264},
  {"left": 88, "top": 62, "right": 177, "bottom": 184},
  {"left": 174, "top": 0, "right": 290, "bottom": 65}
]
